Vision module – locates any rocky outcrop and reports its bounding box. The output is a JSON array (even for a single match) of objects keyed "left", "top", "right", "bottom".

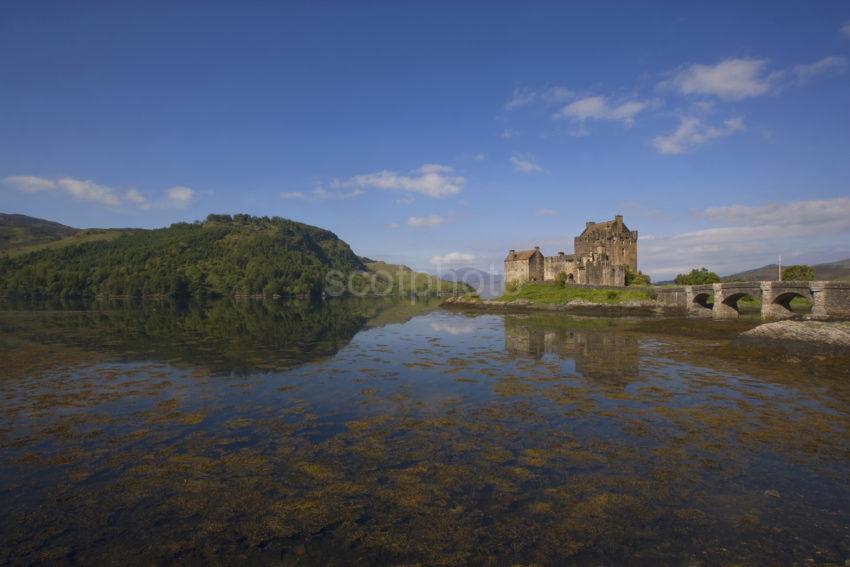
[{"left": 735, "top": 320, "right": 850, "bottom": 354}]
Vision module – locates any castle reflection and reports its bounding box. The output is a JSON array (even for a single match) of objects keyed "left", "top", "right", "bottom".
[{"left": 503, "top": 315, "right": 640, "bottom": 382}]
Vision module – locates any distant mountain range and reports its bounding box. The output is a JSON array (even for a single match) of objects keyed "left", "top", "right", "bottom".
[{"left": 722, "top": 258, "right": 850, "bottom": 282}]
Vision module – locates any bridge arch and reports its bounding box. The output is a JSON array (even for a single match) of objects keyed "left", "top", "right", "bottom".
[
  {"left": 689, "top": 291, "right": 714, "bottom": 317},
  {"left": 721, "top": 292, "right": 759, "bottom": 314},
  {"left": 764, "top": 290, "right": 813, "bottom": 319}
]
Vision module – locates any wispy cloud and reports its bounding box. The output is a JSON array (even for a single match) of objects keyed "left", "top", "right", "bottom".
[
  {"left": 511, "top": 155, "right": 543, "bottom": 173},
  {"left": 166, "top": 186, "right": 194, "bottom": 206},
  {"left": 536, "top": 208, "right": 559, "bottom": 217},
  {"left": 505, "top": 87, "right": 537, "bottom": 110},
  {"left": 472, "top": 152, "right": 486, "bottom": 162},
  {"left": 430, "top": 251, "right": 475, "bottom": 265},
  {"left": 3, "top": 175, "right": 194, "bottom": 209},
  {"left": 641, "top": 197, "right": 850, "bottom": 278},
  {"left": 407, "top": 214, "right": 446, "bottom": 228},
  {"left": 500, "top": 128, "right": 518, "bottom": 139},
  {"left": 652, "top": 116, "right": 744, "bottom": 155},
  {"left": 555, "top": 95, "right": 648, "bottom": 126},
  {"left": 332, "top": 164, "right": 464, "bottom": 198},
  {"left": 505, "top": 86, "right": 574, "bottom": 110},
  {"left": 842, "top": 20, "right": 850, "bottom": 38},
  {"left": 792, "top": 55, "right": 846, "bottom": 84},
  {"left": 660, "top": 58, "right": 779, "bottom": 100}
]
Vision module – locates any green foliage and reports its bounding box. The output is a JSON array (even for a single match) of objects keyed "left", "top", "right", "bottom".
[
  {"left": 625, "top": 268, "right": 651, "bottom": 286},
  {"left": 782, "top": 264, "right": 815, "bottom": 281},
  {"left": 504, "top": 280, "right": 520, "bottom": 293},
  {"left": 0, "top": 215, "right": 365, "bottom": 299},
  {"left": 498, "top": 283, "right": 653, "bottom": 304},
  {"left": 554, "top": 271, "right": 568, "bottom": 287},
  {"left": 674, "top": 267, "right": 720, "bottom": 285}
]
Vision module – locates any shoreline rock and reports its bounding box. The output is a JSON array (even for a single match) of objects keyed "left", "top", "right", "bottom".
[{"left": 734, "top": 320, "right": 850, "bottom": 355}]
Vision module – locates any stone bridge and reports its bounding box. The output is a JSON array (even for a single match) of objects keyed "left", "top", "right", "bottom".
[{"left": 655, "top": 281, "right": 850, "bottom": 320}]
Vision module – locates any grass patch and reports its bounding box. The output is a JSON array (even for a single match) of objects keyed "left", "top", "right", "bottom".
[{"left": 498, "top": 283, "right": 653, "bottom": 305}]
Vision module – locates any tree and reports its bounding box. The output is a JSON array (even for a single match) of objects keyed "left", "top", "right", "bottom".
[
  {"left": 782, "top": 264, "right": 814, "bottom": 281},
  {"left": 674, "top": 267, "right": 720, "bottom": 285},
  {"left": 555, "top": 271, "right": 568, "bottom": 287},
  {"left": 625, "top": 268, "right": 651, "bottom": 286}
]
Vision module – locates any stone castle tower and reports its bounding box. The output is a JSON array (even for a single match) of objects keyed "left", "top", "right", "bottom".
[
  {"left": 574, "top": 215, "right": 638, "bottom": 273},
  {"left": 504, "top": 215, "right": 638, "bottom": 287}
]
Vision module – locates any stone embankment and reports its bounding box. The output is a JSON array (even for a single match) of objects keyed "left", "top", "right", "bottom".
[
  {"left": 442, "top": 296, "right": 664, "bottom": 317},
  {"left": 734, "top": 320, "right": 850, "bottom": 355}
]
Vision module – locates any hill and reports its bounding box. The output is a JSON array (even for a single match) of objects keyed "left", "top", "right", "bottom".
[
  {"left": 723, "top": 258, "right": 850, "bottom": 282},
  {"left": 0, "top": 214, "right": 365, "bottom": 299},
  {"left": 0, "top": 213, "right": 77, "bottom": 252},
  {"left": 364, "top": 261, "right": 474, "bottom": 295}
]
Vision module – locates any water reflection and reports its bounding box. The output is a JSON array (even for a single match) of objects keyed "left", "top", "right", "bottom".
[
  {"left": 0, "top": 296, "right": 442, "bottom": 375},
  {"left": 0, "top": 304, "right": 848, "bottom": 565},
  {"left": 504, "top": 314, "right": 640, "bottom": 382}
]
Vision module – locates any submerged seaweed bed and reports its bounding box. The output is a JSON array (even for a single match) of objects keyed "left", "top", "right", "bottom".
[{"left": 0, "top": 299, "right": 849, "bottom": 565}]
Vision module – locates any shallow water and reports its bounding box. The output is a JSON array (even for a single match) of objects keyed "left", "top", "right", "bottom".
[{"left": 1, "top": 299, "right": 848, "bottom": 565}]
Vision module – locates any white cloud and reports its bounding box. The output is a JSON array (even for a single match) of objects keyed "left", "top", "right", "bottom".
[
  {"left": 280, "top": 191, "right": 307, "bottom": 200},
  {"left": 640, "top": 197, "right": 850, "bottom": 279},
  {"left": 703, "top": 197, "right": 850, "bottom": 227},
  {"left": 55, "top": 177, "right": 121, "bottom": 205},
  {"left": 511, "top": 155, "right": 543, "bottom": 173},
  {"left": 842, "top": 20, "right": 850, "bottom": 38},
  {"left": 541, "top": 86, "right": 574, "bottom": 104},
  {"left": 505, "top": 88, "right": 537, "bottom": 110},
  {"left": 387, "top": 222, "right": 399, "bottom": 229},
  {"left": 430, "top": 252, "right": 475, "bottom": 265},
  {"left": 333, "top": 164, "right": 464, "bottom": 198},
  {"left": 124, "top": 189, "right": 147, "bottom": 204},
  {"left": 536, "top": 208, "right": 559, "bottom": 216},
  {"left": 793, "top": 55, "right": 846, "bottom": 84},
  {"left": 652, "top": 116, "right": 744, "bottom": 155},
  {"left": 166, "top": 186, "right": 194, "bottom": 206},
  {"left": 4, "top": 175, "right": 56, "bottom": 193},
  {"left": 4, "top": 175, "right": 196, "bottom": 209},
  {"left": 505, "top": 86, "right": 574, "bottom": 109},
  {"left": 311, "top": 185, "right": 365, "bottom": 200},
  {"left": 472, "top": 152, "right": 486, "bottom": 161},
  {"left": 407, "top": 214, "right": 446, "bottom": 228},
  {"left": 555, "top": 96, "right": 648, "bottom": 125},
  {"left": 661, "top": 58, "right": 778, "bottom": 100},
  {"left": 500, "top": 128, "right": 518, "bottom": 139}
]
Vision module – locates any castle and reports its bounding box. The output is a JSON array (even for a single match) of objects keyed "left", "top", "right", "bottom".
[{"left": 504, "top": 215, "right": 638, "bottom": 287}]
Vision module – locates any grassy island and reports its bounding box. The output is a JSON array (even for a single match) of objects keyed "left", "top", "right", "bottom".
[{"left": 497, "top": 282, "right": 654, "bottom": 304}]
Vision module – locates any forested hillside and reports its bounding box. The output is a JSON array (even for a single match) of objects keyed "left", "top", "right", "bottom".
[
  {"left": 0, "top": 213, "right": 77, "bottom": 252},
  {"left": 0, "top": 214, "right": 365, "bottom": 299}
]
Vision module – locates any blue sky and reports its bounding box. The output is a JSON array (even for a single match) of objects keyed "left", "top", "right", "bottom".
[{"left": 2, "top": 1, "right": 849, "bottom": 279}]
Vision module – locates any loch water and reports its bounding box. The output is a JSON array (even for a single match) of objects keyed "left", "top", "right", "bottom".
[{"left": 0, "top": 298, "right": 848, "bottom": 565}]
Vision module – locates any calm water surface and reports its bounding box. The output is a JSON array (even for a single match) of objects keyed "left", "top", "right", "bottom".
[{"left": 1, "top": 299, "right": 848, "bottom": 565}]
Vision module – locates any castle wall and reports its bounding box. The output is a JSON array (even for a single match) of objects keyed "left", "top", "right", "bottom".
[
  {"left": 529, "top": 253, "right": 544, "bottom": 282},
  {"left": 543, "top": 255, "right": 578, "bottom": 282},
  {"left": 504, "top": 260, "right": 530, "bottom": 285}
]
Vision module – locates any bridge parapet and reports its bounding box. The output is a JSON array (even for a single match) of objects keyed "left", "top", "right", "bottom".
[{"left": 654, "top": 281, "right": 850, "bottom": 320}]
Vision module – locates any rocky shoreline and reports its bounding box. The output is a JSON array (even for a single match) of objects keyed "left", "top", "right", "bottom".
[{"left": 734, "top": 320, "right": 850, "bottom": 355}]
